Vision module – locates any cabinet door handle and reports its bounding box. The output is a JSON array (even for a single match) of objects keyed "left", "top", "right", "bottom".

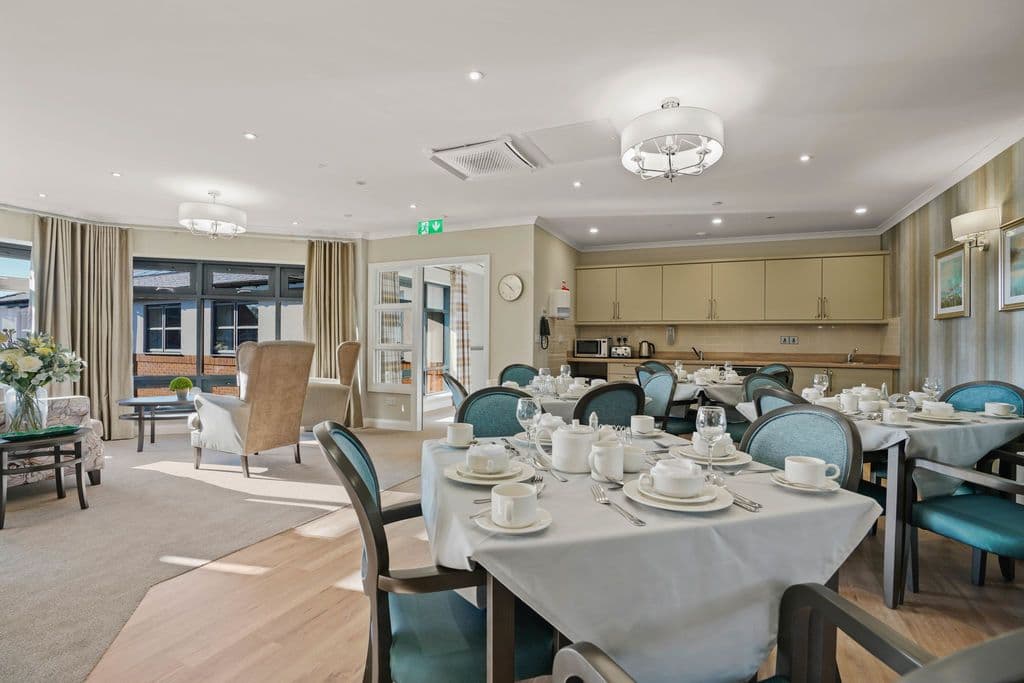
[
  {"left": 713, "top": 299, "right": 718, "bottom": 320},
  {"left": 707, "top": 299, "right": 712, "bottom": 320},
  {"left": 823, "top": 297, "right": 829, "bottom": 319},
  {"left": 816, "top": 297, "right": 821, "bottom": 319}
]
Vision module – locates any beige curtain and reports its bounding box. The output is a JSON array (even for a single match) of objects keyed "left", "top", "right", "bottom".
[
  {"left": 303, "top": 239, "right": 363, "bottom": 427},
  {"left": 32, "top": 216, "right": 134, "bottom": 439},
  {"left": 450, "top": 266, "right": 471, "bottom": 387}
]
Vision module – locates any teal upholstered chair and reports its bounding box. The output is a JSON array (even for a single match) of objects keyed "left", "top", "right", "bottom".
[
  {"left": 758, "top": 363, "right": 794, "bottom": 389},
  {"left": 314, "top": 422, "right": 554, "bottom": 683},
  {"left": 740, "top": 405, "right": 863, "bottom": 491},
  {"left": 939, "top": 380, "right": 1024, "bottom": 414},
  {"left": 442, "top": 372, "right": 469, "bottom": 410},
  {"left": 752, "top": 387, "right": 808, "bottom": 417},
  {"left": 635, "top": 361, "right": 674, "bottom": 388},
  {"left": 743, "top": 372, "right": 791, "bottom": 402},
  {"left": 499, "top": 363, "right": 539, "bottom": 387},
  {"left": 573, "top": 382, "right": 645, "bottom": 427},
  {"left": 640, "top": 371, "right": 695, "bottom": 435},
  {"left": 457, "top": 387, "right": 530, "bottom": 437}
]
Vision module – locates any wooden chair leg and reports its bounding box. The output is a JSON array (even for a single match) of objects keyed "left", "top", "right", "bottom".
[
  {"left": 294, "top": 443, "right": 301, "bottom": 464},
  {"left": 998, "top": 556, "right": 1016, "bottom": 582},
  {"left": 241, "top": 455, "right": 251, "bottom": 478},
  {"left": 971, "top": 548, "right": 988, "bottom": 586},
  {"left": 193, "top": 447, "right": 202, "bottom": 470}
]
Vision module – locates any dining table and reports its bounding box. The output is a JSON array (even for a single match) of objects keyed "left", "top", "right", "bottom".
[
  {"left": 420, "top": 434, "right": 880, "bottom": 683},
  {"left": 537, "top": 379, "right": 743, "bottom": 422}
]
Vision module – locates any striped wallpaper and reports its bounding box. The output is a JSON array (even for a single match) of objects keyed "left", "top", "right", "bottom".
[{"left": 885, "top": 137, "right": 1024, "bottom": 391}]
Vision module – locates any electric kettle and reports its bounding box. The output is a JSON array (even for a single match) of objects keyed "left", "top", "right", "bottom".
[{"left": 638, "top": 340, "right": 656, "bottom": 358}]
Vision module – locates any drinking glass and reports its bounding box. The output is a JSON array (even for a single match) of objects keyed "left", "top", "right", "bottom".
[
  {"left": 813, "top": 373, "right": 830, "bottom": 396},
  {"left": 723, "top": 361, "right": 733, "bottom": 375},
  {"left": 674, "top": 360, "right": 684, "bottom": 378},
  {"left": 516, "top": 397, "right": 541, "bottom": 444},
  {"left": 538, "top": 367, "right": 551, "bottom": 378},
  {"left": 696, "top": 405, "right": 727, "bottom": 486},
  {"left": 559, "top": 364, "right": 571, "bottom": 378},
  {"left": 922, "top": 377, "right": 940, "bottom": 398}
]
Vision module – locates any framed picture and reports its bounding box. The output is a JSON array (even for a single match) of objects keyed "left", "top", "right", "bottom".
[
  {"left": 999, "top": 215, "right": 1024, "bottom": 312},
  {"left": 934, "top": 244, "right": 970, "bottom": 319}
]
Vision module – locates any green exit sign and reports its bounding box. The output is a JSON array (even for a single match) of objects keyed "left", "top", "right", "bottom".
[{"left": 417, "top": 218, "right": 444, "bottom": 235}]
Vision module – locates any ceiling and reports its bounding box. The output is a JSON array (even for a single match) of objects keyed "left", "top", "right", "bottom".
[{"left": 3, "top": 0, "right": 1024, "bottom": 249}]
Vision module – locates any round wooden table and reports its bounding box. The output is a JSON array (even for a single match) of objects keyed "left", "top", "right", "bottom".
[
  {"left": 0, "top": 427, "right": 90, "bottom": 529},
  {"left": 118, "top": 395, "right": 195, "bottom": 452}
]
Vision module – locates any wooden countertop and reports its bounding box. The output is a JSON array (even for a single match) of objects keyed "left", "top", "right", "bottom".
[{"left": 569, "top": 354, "right": 900, "bottom": 370}]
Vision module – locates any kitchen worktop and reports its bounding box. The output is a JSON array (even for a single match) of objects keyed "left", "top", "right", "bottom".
[{"left": 569, "top": 353, "right": 900, "bottom": 370}]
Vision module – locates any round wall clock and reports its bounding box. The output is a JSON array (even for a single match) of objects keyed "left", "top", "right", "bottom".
[{"left": 497, "top": 273, "right": 524, "bottom": 302}]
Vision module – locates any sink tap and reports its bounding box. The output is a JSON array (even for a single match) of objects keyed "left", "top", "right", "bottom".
[
  {"left": 846, "top": 347, "right": 859, "bottom": 363},
  {"left": 692, "top": 346, "right": 704, "bottom": 361}
]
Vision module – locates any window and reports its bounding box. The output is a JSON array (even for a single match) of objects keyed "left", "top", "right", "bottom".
[
  {"left": 0, "top": 243, "right": 32, "bottom": 336},
  {"left": 133, "top": 261, "right": 197, "bottom": 295},
  {"left": 144, "top": 304, "right": 182, "bottom": 352},
  {"left": 211, "top": 302, "right": 259, "bottom": 354},
  {"left": 281, "top": 267, "right": 304, "bottom": 298},
  {"left": 204, "top": 265, "right": 272, "bottom": 295}
]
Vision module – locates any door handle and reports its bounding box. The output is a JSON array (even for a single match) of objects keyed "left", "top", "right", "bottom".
[
  {"left": 816, "top": 297, "right": 821, "bottom": 319},
  {"left": 712, "top": 299, "right": 718, "bottom": 320},
  {"left": 823, "top": 297, "right": 829, "bottom": 319},
  {"left": 707, "top": 299, "right": 712, "bottom": 320}
]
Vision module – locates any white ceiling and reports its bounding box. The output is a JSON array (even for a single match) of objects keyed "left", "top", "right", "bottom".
[{"left": 3, "top": 0, "right": 1024, "bottom": 249}]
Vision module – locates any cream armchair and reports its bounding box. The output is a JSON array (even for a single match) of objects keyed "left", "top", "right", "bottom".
[
  {"left": 300, "top": 341, "right": 361, "bottom": 429},
  {"left": 190, "top": 341, "right": 314, "bottom": 477}
]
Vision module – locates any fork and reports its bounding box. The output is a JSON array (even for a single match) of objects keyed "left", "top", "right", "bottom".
[
  {"left": 591, "top": 484, "right": 645, "bottom": 526},
  {"left": 532, "top": 456, "right": 568, "bottom": 482}
]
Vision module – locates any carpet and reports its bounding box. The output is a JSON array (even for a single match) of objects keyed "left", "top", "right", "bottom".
[{"left": 0, "top": 420, "right": 440, "bottom": 683}]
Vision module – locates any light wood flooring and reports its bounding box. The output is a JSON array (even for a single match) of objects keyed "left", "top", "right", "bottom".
[{"left": 88, "top": 467, "right": 1023, "bottom": 683}]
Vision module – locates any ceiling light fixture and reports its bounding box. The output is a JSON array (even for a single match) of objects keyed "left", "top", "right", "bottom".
[
  {"left": 573, "top": 180, "right": 582, "bottom": 189},
  {"left": 243, "top": 131, "right": 257, "bottom": 140},
  {"left": 799, "top": 154, "right": 813, "bottom": 162},
  {"left": 589, "top": 227, "right": 599, "bottom": 234},
  {"left": 620, "top": 97, "right": 725, "bottom": 181},
  {"left": 711, "top": 217, "right": 723, "bottom": 225},
  {"left": 854, "top": 207, "right": 868, "bottom": 215},
  {"left": 110, "top": 171, "right": 121, "bottom": 177},
  {"left": 409, "top": 203, "right": 417, "bottom": 209},
  {"left": 37, "top": 192, "right": 46, "bottom": 198},
  {"left": 178, "top": 191, "right": 246, "bottom": 239},
  {"left": 467, "top": 70, "right": 485, "bottom": 81},
  {"left": 696, "top": 231, "right": 707, "bottom": 236},
  {"left": 951, "top": 207, "right": 1000, "bottom": 251}
]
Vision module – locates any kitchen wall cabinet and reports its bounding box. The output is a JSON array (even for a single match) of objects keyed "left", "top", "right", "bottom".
[
  {"left": 712, "top": 260, "right": 765, "bottom": 321},
  {"left": 821, "top": 255, "right": 884, "bottom": 320},
  {"left": 576, "top": 268, "right": 618, "bottom": 322},
  {"left": 765, "top": 259, "right": 822, "bottom": 320},
  {"left": 575, "top": 266, "right": 662, "bottom": 322},
  {"left": 662, "top": 263, "right": 713, "bottom": 320}
]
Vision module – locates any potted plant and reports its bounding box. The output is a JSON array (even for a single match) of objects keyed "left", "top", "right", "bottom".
[
  {"left": 169, "top": 377, "right": 193, "bottom": 401},
  {"left": 0, "top": 331, "right": 85, "bottom": 433}
]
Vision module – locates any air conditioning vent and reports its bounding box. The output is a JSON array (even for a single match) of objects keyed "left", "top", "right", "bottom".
[{"left": 429, "top": 136, "right": 536, "bottom": 180}]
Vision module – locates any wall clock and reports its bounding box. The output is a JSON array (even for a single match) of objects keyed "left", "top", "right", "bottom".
[{"left": 498, "top": 273, "right": 524, "bottom": 302}]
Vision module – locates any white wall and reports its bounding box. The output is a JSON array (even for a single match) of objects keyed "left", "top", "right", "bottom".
[{"left": 533, "top": 225, "right": 578, "bottom": 367}]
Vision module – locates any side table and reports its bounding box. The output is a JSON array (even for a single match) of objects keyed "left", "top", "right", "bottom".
[{"left": 1, "top": 428, "right": 90, "bottom": 529}]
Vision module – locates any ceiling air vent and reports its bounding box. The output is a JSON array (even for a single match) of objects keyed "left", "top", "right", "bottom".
[{"left": 429, "top": 136, "right": 536, "bottom": 181}]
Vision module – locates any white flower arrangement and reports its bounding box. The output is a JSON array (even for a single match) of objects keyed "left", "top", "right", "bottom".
[{"left": 0, "top": 331, "right": 85, "bottom": 391}]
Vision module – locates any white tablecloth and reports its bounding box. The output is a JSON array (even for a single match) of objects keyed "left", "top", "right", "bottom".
[
  {"left": 421, "top": 438, "right": 880, "bottom": 683},
  {"left": 735, "top": 402, "right": 1024, "bottom": 498}
]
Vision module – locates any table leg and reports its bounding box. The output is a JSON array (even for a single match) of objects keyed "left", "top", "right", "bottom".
[
  {"left": 1, "top": 450, "right": 7, "bottom": 529},
  {"left": 136, "top": 407, "right": 144, "bottom": 452},
  {"left": 883, "top": 442, "right": 908, "bottom": 609},
  {"left": 150, "top": 409, "right": 156, "bottom": 444},
  {"left": 74, "top": 441, "right": 88, "bottom": 510},
  {"left": 53, "top": 445, "right": 66, "bottom": 499},
  {"left": 487, "top": 573, "right": 515, "bottom": 683}
]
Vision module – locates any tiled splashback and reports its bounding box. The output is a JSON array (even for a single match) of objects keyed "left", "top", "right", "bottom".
[{"left": 577, "top": 319, "right": 898, "bottom": 357}]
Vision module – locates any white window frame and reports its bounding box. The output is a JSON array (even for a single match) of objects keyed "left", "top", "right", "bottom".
[{"left": 368, "top": 263, "right": 422, "bottom": 397}]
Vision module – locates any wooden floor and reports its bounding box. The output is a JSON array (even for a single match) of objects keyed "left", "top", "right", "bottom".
[{"left": 89, "top": 476, "right": 1023, "bottom": 683}]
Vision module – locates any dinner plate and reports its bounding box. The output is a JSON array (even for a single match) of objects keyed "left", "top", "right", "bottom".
[
  {"left": 671, "top": 445, "right": 744, "bottom": 461},
  {"left": 769, "top": 472, "right": 840, "bottom": 493},
  {"left": 677, "top": 451, "right": 753, "bottom": 468},
  {"left": 438, "top": 439, "right": 476, "bottom": 449},
  {"left": 455, "top": 462, "right": 526, "bottom": 480},
  {"left": 910, "top": 413, "right": 969, "bottom": 424},
  {"left": 513, "top": 432, "right": 550, "bottom": 447},
  {"left": 443, "top": 462, "right": 536, "bottom": 486},
  {"left": 636, "top": 481, "right": 718, "bottom": 505},
  {"left": 980, "top": 412, "right": 1021, "bottom": 419},
  {"left": 623, "top": 480, "right": 733, "bottom": 512},
  {"left": 474, "top": 508, "right": 552, "bottom": 535},
  {"left": 878, "top": 421, "right": 916, "bottom": 428},
  {"left": 630, "top": 428, "right": 665, "bottom": 439}
]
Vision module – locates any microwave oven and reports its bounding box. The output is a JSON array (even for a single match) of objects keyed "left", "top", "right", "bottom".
[{"left": 574, "top": 338, "right": 610, "bottom": 358}]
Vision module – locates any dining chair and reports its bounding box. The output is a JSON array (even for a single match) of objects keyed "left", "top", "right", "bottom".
[
  {"left": 572, "top": 381, "right": 645, "bottom": 427},
  {"left": 938, "top": 380, "right": 1024, "bottom": 413},
  {"left": 758, "top": 363, "right": 794, "bottom": 389},
  {"left": 752, "top": 387, "right": 808, "bottom": 417},
  {"left": 640, "top": 371, "right": 694, "bottom": 435},
  {"left": 313, "top": 422, "right": 554, "bottom": 683},
  {"left": 456, "top": 386, "right": 531, "bottom": 437},
  {"left": 886, "top": 446, "right": 1024, "bottom": 603},
  {"left": 499, "top": 363, "right": 539, "bottom": 387},
  {"left": 739, "top": 404, "right": 863, "bottom": 491},
  {"left": 442, "top": 372, "right": 469, "bottom": 409},
  {"left": 743, "top": 372, "right": 791, "bottom": 402}
]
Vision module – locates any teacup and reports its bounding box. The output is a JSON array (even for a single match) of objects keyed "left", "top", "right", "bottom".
[
  {"left": 815, "top": 397, "right": 841, "bottom": 411},
  {"left": 985, "top": 402, "right": 1017, "bottom": 416},
  {"left": 691, "top": 432, "right": 735, "bottom": 458},
  {"left": 572, "top": 377, "right": 587, "bottom": 387},
  {"left": 858, "top": 399, "right": 881, "bottom": 413},
  {"left": 491, "top": 483, "right": 538, "bottom": 529},
  {"left": 622, "top": 445, "right": 645, "bottom": 473},
  {"left": 801, "top": 388, "right": 822, "bottom": 401},
  {"left": 921, "top": 400, "right": 954, "bottom": 417},
  {"left": 630, "top": 414, "right": 656, "bottom": 434},
  {"left": 589, "top": 439, "right": 624, "bottom": 482},
  {"left": 447, "top": 422, "right": 474, "bottom": 446},
  {"left": 839, "top": 392, "right": 860, "bottom": 413},
  {"left": 639, "top": 459, "right": 704, "bottom": 498},
  {"left": 590, "top": 379, "right": 606, "bottom": 387},
  {"left": 882, "top": 408, "right": 909, "bottom": 425},
  {"left": 785, "top": 456, "right": 841, "bottom": 487},
  {"left": 466, "top": 444, "right": 509, "bottom": 474}
]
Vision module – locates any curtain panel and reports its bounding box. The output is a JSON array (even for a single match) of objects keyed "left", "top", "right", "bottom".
[
  {"left": 303, "top": 239, "right": 363, "bottom": 427},
  {"left": 32, "top": 216, "right": 134, "bottom": 439},
  {"left": 450, "top": 266, "right": 471, "bottom": 388}
]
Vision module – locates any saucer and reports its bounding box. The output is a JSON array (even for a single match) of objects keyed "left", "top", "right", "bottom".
[
  {"left": 455, "top": 462, "right": 524, "bottom": 480},
  {"left": 630, "top": 428, "right": 665, "bottom": 439},
  {"left": 443, "top": 463, "right": 536, "bottom": 486},
  {"left": 637, "top": 481, "right": 717, "bottom": 505},
  {"left": 474, "top": 508, "right": 552, "bottom": 535},
  {"left": 439, "top": 439, "right": 476, "bottom": 449},
  {"left": 672, "top": 445, "right": 739, "bottom": 461},
  {"left": 839, "top": 409, "right": 861, "bottom": 416},
  {"left": 980, "top": 412, "right": 1020, "bottom": 419},
  {"left": 677, "top": 451, "right": 753, "bottom": 468},
  {"left": 910, "top": 413, "right": 968, "bottom": 424},
  {"left": 769, "top": 472, "right": 840, "bottom": 493},
  {"left": 623, "top": 480, "right": 733, "bottom": 512}
]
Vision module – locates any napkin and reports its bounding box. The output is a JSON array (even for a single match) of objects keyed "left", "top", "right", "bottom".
[
  {"left": 538, "top": 414, "right": 565, "bottom": 430},
  {"left": 468, "top": 443, "right": 505, "bottom": 459}
]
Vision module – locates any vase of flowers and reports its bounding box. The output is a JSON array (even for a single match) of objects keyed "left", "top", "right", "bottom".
[
  {"left": 0, "top": 331, "right": 85, "bottom": 433},
  {"left": 169, "top": 376, "right": 193, "bottom": 401}
]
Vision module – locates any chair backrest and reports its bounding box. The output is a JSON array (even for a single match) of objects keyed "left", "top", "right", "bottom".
[
  {"left": 635, "top": 365, "right": 655, "bottom": 386},
  {"left": 499, "top": 363, "right": 539, "bottom": 387},
  {"left": 337, "top": 341, "right": 361, "bottom": 386},
  {"left": 236, "top": 340, "right": 258, "bottom": 396},
  {"left": 900, "top": 627, "right": 1024, "bottom": 683},
  {"left": 552, "top": 642, "right": 636, "bottom": 683},
  {"left": 743, "top": 372, "right": 790, "bottom": 402},
  {"left": 456, "top": 386, "right": 530, "bottom": 437},
  {"left": 758, "top": 363, "right": 794, "bottom": 389},
  {"left": 641, "top": 360, "right": 672, "bottom": 375},
  {"left": 442, "top": 372, "right": 469, "bottom": 409},
  {"left": 740, "top": 404, "right": 863, "bottom": 490},
  {"left": 642, "top": 371, "right": 676, "bottom": 418},
  {"left": 753, "top": 386, "right": 808, "bottom": 417},
  {"left": 241, "top": 341, "right": 315, "bottom": 453},
  {"left": 939, "top": 381, "right": 1024, "bottom": 414},
  {"left": 573, "top": 381, "right": 645, "bottom": 427}
]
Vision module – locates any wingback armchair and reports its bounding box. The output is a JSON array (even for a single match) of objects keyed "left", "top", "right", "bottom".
[
  {"left": 300, "top": 341, "right": 361, "bottom": 429},
  {"left": 190, "top": 341, "right": 314, "bottom": 477}
]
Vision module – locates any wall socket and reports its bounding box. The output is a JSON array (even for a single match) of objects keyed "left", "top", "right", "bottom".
[{"left": 779, "top": 336, "right": 799, "bottom": 345}]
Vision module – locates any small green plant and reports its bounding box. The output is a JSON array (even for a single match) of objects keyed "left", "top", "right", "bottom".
[{"left": 168, "top": 377, "right": 193, "bottom": 391}]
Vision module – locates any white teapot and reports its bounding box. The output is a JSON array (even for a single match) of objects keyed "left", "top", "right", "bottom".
[{"left": 535, "top": 419, "right": 597, "bottom": 474}]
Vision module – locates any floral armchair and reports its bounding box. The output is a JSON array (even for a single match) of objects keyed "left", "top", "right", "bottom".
[{"left": 1, "top": 395, "right": 105, "bottom": 487}]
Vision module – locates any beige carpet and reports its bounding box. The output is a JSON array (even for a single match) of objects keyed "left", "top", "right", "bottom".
[{"left": 0, "top": 419, "right": 443, "bottom": 683}]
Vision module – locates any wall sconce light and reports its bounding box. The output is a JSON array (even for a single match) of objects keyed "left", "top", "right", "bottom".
[{"left": 951, "top": 207, "right": 1001, "bottom": 251}]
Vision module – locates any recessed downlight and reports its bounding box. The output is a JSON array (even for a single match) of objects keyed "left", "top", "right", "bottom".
[
  {"left": 409, "top": 203, "right": 417, "bottom": 209},
  {"left": 711, "top": 217, "right": 723, "bottom": 225},
  {"left": 572, "top": 180, "right": 582, "bottom": 189},
  {"left": 37, "top": 192, "right": 47, "bottom": 198},
  {"left": 589, "top": 227, "right": 599, "bottom": 234},
  {"left": 467, "top": 70, "right": 485, "bottom": 81},
  {"left": 292, "top": 221, "right": 299, "bottom": 226},
  {"left": 799, "top": 154, "right": 813, "bottom": 162},
  {"left": 696, "top": 231, "right": 707, "bottom": 236},
  {"left": 243, "top": 131, "right": 258, "bottom": 140},
  {"left": 854, "top": 206, "right": 868, "bottom": 215},
  {"left": 110, "top": 171, "right": 121, "bottom": 177}
]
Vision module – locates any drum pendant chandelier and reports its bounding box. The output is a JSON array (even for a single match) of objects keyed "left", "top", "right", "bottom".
[
  {"left": 620, "top": 97, "right": 725, "bottom": 180},
  {"left": 178, "top": 191, "right": 247, "bottom": 239}
]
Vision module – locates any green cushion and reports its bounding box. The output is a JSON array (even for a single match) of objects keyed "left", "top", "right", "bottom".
[
  {"left": 913, "top": 494, "right": 1024, "bottom": 558},
  {"left": 389, "top": 590, "right": 553, "bottom": 683},
  {"left": 726, "top": 421, "right": 750, "bottom": 442}
]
